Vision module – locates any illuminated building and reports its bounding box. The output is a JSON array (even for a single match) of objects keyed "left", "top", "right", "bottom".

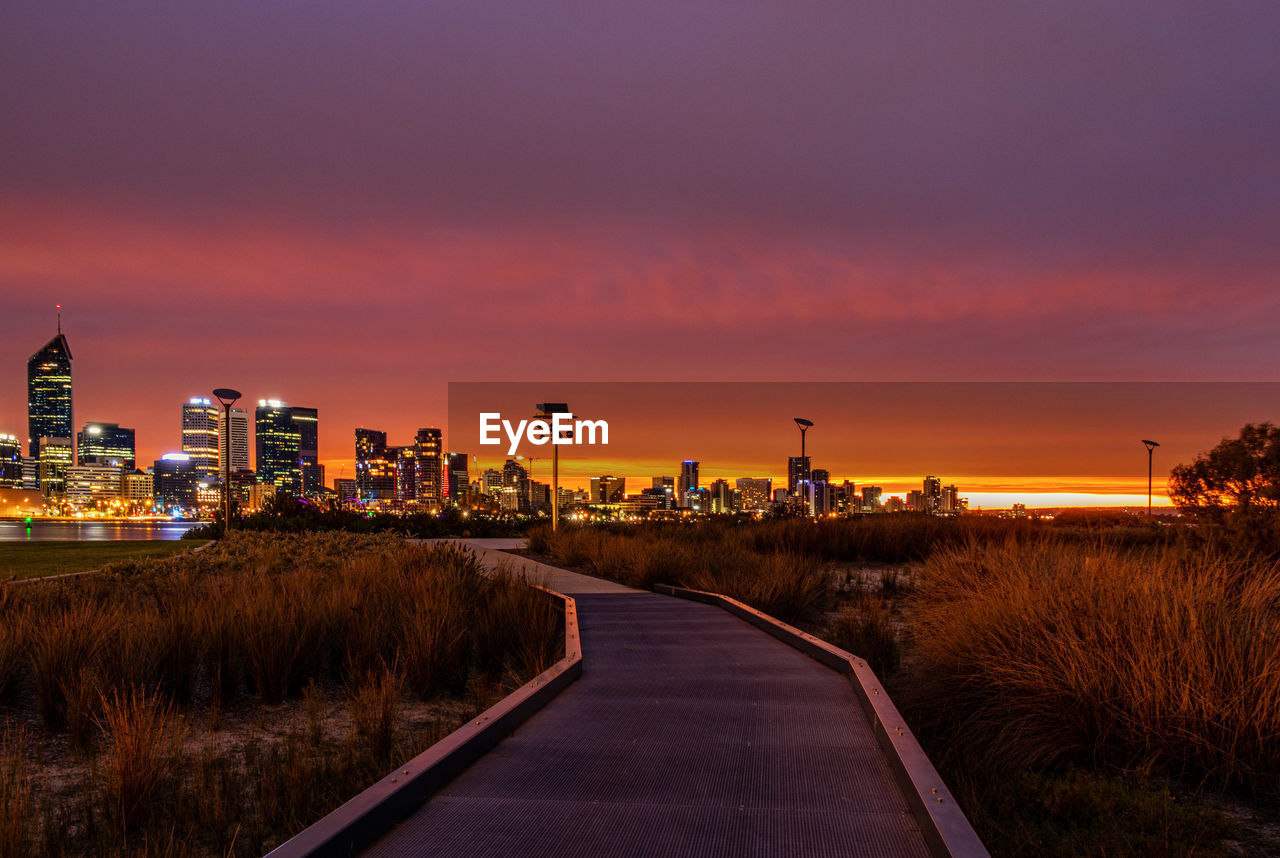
[
  {"left": 27, "top": 327, "right": 73, "bottom": 460},
  {"left": 677, "top": 461, "right": 699, "bottom": 508},
  {"left": 708, "top": 479, "right": 735, "bottom": 514},
  {"left": 590, "top": 475, "right": 626, "bottom": 504},
  {"left": 942, "top": 485, "right": 960, "bottom": 513},
  {"left": 923, "top": 476, "right": 943, "bottom": 513},
  {"left": 121, "top": 471, "right": 154, "bottom": 511},
  {"left": 37, "top": 437, "right": 73, "bottom": 498},
  {"left": 481, "top": 469, "right": 502, "bottom": 497},
  {"left": 255, "top": 400, "right": 301, "bottom": 495},
  {"left": 447, "top": 452, "right": 469, "bottom": 503},
  {"left": 218, "top": 407, "right": 250, "bottom": 473},
  {"left": 414, "top": 428, "right": 443, "bottom": 506},
  {"left": 811, "top": 469, "right": 832, "bottom": 515},
  {"left": 21, "top": 457, "right": 38, "bottom": 490},
  {"left": 292, "top": 406, "right": 321, "bottom": 495},
  {"left": 77, "top": 422, "right": 135, "bottom": 470},
  {"left": 153, "top": 453, "right": 199, "bottom": 511},
  {"left": 333, "top": 477, "right": 356, "bottom": 500},
  {"left": 906, "top": 490, "right": 925, "bottom": 511},
  {"left": 394, "top": 447, "right": 417, "bottom": 501},
  {"left": 862, "top": 486, "right": 883, "bottom": 510},
  {"left": 65, "top": 465, "right": 123, "bottom": 509},
  {"left": 787, "top": 456, "right": 811, "bottom": 495},
  {"left": 0, "top": 434, "right": 21, "bottom": 488},
  {"left": 181, "top": 399, "right": 220, "bottom": 478},
  {"left": 885, "top": 496, "right": 905, "bottom": 513},
  {"left": 735, "top": 477, "right": 772, "bottom": 511},
  {"left": 655, "top": 473, "right": 675, "bottom": 507},
  {"left": 355, "top": 428, "right": 389, "bottom": 499}
]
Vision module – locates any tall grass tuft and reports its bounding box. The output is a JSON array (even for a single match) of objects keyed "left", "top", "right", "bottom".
[
  {"left": 908, "top": 541, "right": 1280, "bottom": 787},
  {"left": 96, "top": 689, "right": 184, "bottom": 836},
  {"left": 823, "top": 590, "right": 901, "bottom": 678},
  {"left": 0, "top": 726, "right": 35, "bottom": 858}
]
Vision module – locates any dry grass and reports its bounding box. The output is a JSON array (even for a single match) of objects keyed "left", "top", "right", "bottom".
[
  {"left": 0, "top": 532, "right": 563, "bottom": 856},
  {"left": 908, "top": 541, "right": 1280, "bottom": 788},
  {"left": 533, "top": 523, "right": 829, "bottom": 621}
]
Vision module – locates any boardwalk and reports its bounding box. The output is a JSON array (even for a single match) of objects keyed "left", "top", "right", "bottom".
[{"left": 367, "top": 544, "right": 930, "bottom": 857}]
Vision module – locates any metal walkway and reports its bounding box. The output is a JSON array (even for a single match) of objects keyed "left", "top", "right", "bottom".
[{"left": 366, "top": 562, "right": 931, "bottom": 857}]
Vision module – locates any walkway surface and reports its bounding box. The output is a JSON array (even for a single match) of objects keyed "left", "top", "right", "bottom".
[{"left": 368, "top": 543, "right": 929, "bottom": 857}]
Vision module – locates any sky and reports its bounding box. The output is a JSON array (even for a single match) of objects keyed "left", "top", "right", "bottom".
[{"left": 3, "top": 1, "right": 1279, "bottom": 504}]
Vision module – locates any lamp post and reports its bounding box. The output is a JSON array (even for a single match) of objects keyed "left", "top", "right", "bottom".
[
  {"left": 213, "top": 388, "right": 241, "bottom": 532},
  {"left": 794, "top": 418, "right": 814, "bottom": 516},
  {"left": 536, "top": 403, "right": 570, "bottom": 532},
  {"left": 1141, "top": 439, "right": 1160, "bottom": 518}
]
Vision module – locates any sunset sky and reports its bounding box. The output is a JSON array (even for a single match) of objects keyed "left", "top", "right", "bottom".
[{"left": 4, "top": 1, "right": 1279, "bottom": 506}]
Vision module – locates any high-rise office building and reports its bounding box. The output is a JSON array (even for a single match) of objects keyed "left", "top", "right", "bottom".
[
  {"left": 219, "top": 407, "right": 250, "bottom": 473},
  {"left": 78, "top": 422, "right": 135, "bottom": 470},
  {"left": 37, "top": 436, "right": 73, "bottom": 498},
  {"left": 787, "top": 456, "right": 811, "bottom": 495},
  {"left": 153, "top": 453, "right": 199, "bottom": 511},
  {"left": 355, "top": 428, "right": 392, "bottom": 500},
  {"left": 862, "top": 485, "right": 883, "bottom": 510},
  {"left": 255, "top": 400, "right": 301, "bottom": 494},
  {"left": 447, "top": 452, "right": 469, "bottom": 503},
  {"left": 735, "top": 477, "right": 772, "bottom": 511},
  {"left": 708, "top": 479, "right": 735, "bottom": 514},
  {"left": 590, "top": 475, "right": 626, "bottom": 504},
  {"left": 677, "top": 460, "right": 699, "bottom": 507},
  {"left": 291, "top": 406, "right": 320, "bottom": 495},
  {"left": 0, "top": 435, "right": 22, "bottom": 488},
  {"left": 27, "top": 326, "right": 73, "bottom": 460},
  {"left": 181, "top": 398, "right": 220, "bottom": 478},
  {"left": 414, "top": 428, "right": 443, "bottom": 506},
  {"left": 393, "top": 447, "right": 417, "bottom": 501},
  {"left": 811, "top": 468, "right": 832, "bottom": 515},
  {"left": 922, "top": 476, "right": 943, "bottom": 513}
]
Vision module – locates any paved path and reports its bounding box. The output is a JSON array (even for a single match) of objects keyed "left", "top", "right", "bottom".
[{"left": 368, "top": 545, "right": 929, "bottom": 857}]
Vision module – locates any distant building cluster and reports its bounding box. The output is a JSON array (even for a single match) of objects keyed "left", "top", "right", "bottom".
[
  {"left": 3, "top": 319, "right": 968, "bottom": 521},
  {"left": 1, "top": 322, "right": 324, "bottom": 519}
]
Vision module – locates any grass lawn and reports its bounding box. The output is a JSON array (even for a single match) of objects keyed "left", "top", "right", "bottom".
[{"left": 0, "top": 540, "right": 198, "bottom": 580}]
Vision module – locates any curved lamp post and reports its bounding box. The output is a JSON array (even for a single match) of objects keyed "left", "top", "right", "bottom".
[
  {"left": 794, "top": 418, "right": 814, "bottom": 516},
  {"left": 213, "top": 388, "right": 241, "bottom": 531},
  {"left": 1141, "top": 439, "right": 1160, "bottom": 518}
]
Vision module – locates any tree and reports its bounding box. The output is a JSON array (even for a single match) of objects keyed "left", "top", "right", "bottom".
[{"left": 1169, "top": 423, "right": 1280, "bottom": 519}]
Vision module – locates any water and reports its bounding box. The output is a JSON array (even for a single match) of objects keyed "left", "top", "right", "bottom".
[{"left": 0, "top": 520, "right": 200, "bottom": 541}]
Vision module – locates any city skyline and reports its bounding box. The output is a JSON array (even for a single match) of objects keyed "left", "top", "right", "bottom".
[{"left": 9, "top": 322, "right": 1275, "bottom": 508}]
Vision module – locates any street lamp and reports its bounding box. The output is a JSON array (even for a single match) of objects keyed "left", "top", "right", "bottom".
[
  {"left": 213, "top": 388, "right": 241, "bottom": 532},
  {"left": 536, "top": 403, "right": 570, "bottom": 532},
  {"left": 1141, "top": 440, "right": 1160, "bottom": 518},
  {"left": 794, "top": 418, "right": 814, "bottom": 516}
]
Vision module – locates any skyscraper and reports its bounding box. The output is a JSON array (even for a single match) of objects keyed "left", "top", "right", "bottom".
[
  {"left": 37, "top": 436, "right": 73, "bottom": 498},
  {"left": 219, "top": 407, "right": 250, "bottom": 473},
  {"left": 0, "top": 434, "right": 22, "bottom": 488},
  {"left": 414, "top": 428, "right": 443, "bottom": 507},
  {"left": 292, "top": 406, "right": 320, "bottom": 495},
  {"left": 677, "top": 460, "right": 699, "bottom": 507},
  {"left": 355, "top": 428, "right": 390, "bottom": 499},
  {"left": 27, "top": 326, "right": 73, "bottom": 459},
  {"left": 447, "top": 452, "right": 469, "bottom": 503},
  {"left": 255, "top": 400, "right": 301, "bottom": 494},
  {"left": 181, "top": 398, "right": 220, "bottom": 478},
  {"left": 923, "top": 476, "right": 943, "bottom": 513},
  {"left": 77, "top": 422, "right": 135, "bottom": 470}
]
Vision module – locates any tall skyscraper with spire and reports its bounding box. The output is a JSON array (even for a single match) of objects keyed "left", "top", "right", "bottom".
[{"left": 27, "top": 307, "right": 73, "bottom": 459}]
